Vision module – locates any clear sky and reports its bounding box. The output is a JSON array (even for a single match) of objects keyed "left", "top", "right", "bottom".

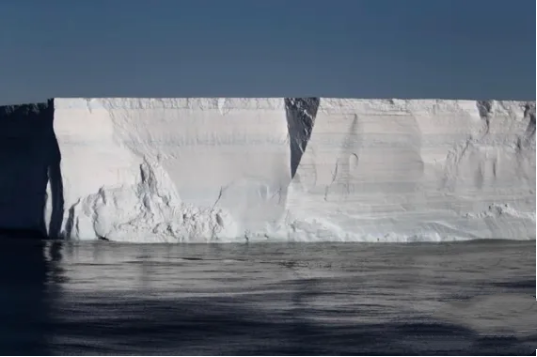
[{"left": 0, "top": 0, "right": 534, "bottom": 105}]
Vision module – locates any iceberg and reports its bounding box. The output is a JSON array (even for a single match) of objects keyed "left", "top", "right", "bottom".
[{"left": 0, "top": 98, "right": 534, "bottom": 242}]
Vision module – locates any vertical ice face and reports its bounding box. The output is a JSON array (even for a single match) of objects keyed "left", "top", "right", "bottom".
[
  {"left": 283, "top": 99, "right": 426, "bottom": 241},
  {"left": 0, "top": 98, "right": 534, "bottom": 242},
  {"left": 283, "top": 99, "right": 535, "bottom": 242},
  {"left": 53, "top": 98, "right": 293, "bottom": 241},
  {"left": 0, "top": 101, "right": 63, "bottom": 238}
]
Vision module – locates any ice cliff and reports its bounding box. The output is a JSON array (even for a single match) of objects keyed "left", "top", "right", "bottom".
[
  {"left": 0, "top": 101, "right": 63, "bottom": 238},
  {"left": 0, "top": 98, "right": 534, "bottom": 242}
]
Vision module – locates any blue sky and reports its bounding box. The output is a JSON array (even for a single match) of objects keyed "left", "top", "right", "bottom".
[{"left": 0, "top": 0, "right": 534, "bottom": 104}]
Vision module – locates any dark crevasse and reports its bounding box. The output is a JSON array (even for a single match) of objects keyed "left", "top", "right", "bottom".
[
  {"left": 284, "top": 98, "right": 320, "bottom": 179},
  {"left": 0, "top": 100, "right": 64, "bottom": 239}
]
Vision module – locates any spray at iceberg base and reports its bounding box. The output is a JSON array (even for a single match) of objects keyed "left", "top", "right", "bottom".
[{"left": 1, "top": 97, "right": 535, "bottom": 243}]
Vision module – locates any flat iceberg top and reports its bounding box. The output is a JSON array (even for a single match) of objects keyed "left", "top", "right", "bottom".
[{"left": 53, "top": 97, "right": 533, "bottom": 115}]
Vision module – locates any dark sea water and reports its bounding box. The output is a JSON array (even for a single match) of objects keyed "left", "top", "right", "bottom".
[{"left": 0, "top": 238, "right": 535, "bottom": 355}]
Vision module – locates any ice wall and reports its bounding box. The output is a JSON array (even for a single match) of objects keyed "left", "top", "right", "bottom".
[
  {"left": 0, "top": 101, "right": 63, "bottom": 238},
  {"left": 54, "top": 98, "right": 292, "bottom": 242},
  {"left": 1, "top": 98, "right": 534, "bottom": 242},
  {"left": 282, "top": 99, "right": 535, "bottom": 242}
]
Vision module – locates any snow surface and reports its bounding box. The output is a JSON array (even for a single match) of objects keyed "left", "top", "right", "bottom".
[{"left": 1, "top": 98, "right": 535, "bottom": 242}]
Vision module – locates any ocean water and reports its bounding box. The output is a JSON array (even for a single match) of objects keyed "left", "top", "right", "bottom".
[{"left": 0, "top": 239, "right": 535, "bottom": 355}]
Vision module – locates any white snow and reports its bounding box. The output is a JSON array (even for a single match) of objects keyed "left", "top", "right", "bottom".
[{"left": 40, "top": 98, "right": 536, "bottom": 242}]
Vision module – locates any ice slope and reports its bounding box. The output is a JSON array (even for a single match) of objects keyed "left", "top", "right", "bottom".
[{"left": 0, "top": 98, "right": 534, "bottom": 242}]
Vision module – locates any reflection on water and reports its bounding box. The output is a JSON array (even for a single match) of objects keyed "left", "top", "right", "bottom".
[{"left": 0, "top": 239, "right": 535, "bottom": 355}]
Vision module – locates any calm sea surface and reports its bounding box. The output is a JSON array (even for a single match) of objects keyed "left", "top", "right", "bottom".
[{"left": 0, "top": 239, "right": 535, "bottom": 355}]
